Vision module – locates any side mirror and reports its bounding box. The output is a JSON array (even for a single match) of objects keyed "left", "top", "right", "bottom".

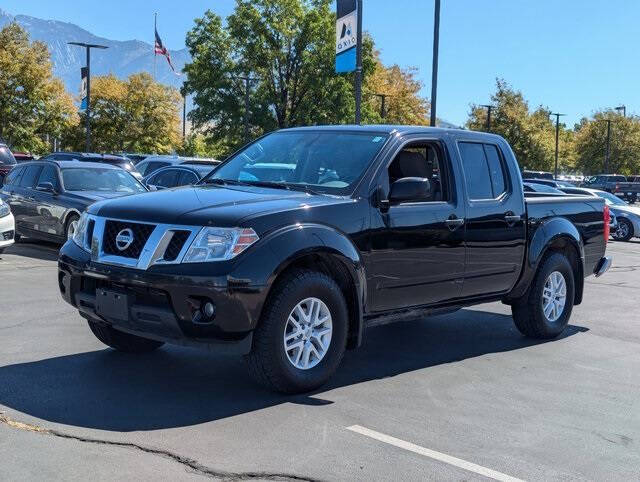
[
  {"left": 388, "top": 177, "right": 432, "bottom": 204},
  {"left": 146, "top": 184, "right": 158, "bottom": 191},
  {"left": 36, "top": 182, "right": 57, "bottom": 194}
]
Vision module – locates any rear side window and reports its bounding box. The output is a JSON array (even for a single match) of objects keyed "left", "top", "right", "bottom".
[
  {"left": 459, "top": 142, "right": 508, "bottom": 200},
  {"left": 18, "top": 165, "right": 42, "bottom": 188},
  {"left": 178, "top": 170, "right": 198, "bottom": 185},
  {"left": 3, "top": 166, "right": 24, "bottom": 185},
  {"left": 150, "top": 169, "right": 179, "bottom": 187}
]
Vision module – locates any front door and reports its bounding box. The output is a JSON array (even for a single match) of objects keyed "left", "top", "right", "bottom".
[{"left": 366, "top": 139, "right": 466, "bottom": 313}]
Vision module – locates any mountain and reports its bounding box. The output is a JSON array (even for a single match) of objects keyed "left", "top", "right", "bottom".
[{"left": 0, "top": 8, "right": 189, "bottom": 96}]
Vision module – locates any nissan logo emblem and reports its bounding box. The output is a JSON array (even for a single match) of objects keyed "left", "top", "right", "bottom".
[{"left": 115, "top": 228, "right": 134, "bottom": 251}]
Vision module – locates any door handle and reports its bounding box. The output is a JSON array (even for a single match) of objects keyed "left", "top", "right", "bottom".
[
  {"left": 445, "top": 217, "right": 465, "bottom": 230},
  {"left": 505, "top": 213, "right": 521, "bottom": 225}
]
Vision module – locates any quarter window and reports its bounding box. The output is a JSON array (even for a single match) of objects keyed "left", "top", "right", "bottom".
[{"left": 18, "top": 165, "right": 42, "bottom": 189}]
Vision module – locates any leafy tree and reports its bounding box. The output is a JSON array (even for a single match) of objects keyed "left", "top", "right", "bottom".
[
  {"left": 183, "top": 0, "right": 377, "bottom": 153},
  {"left": 67, "top": 73, "right": 182, "bottom": 153},
  {"left": 467, "top": 79, "right": 563, "bottom": 172},
  {"left": 0, "top": 23, "right": 77, "bottom": 153},
  {"left": 574, "top": 111, "right": 640, "bottom": 175}
]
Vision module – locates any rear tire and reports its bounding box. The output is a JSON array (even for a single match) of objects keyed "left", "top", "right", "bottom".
[
  {"left": 244, "top": 270, "right": 348, "bottom": 394},
  {"left": 88, "top": 320, "right": 164, "bottom": 353},
  {"left": 512, "top": 252, "right": 575, "bottom": 339},
  {"left": 613, "top": 218, "right": 634, "bottom": 242}
]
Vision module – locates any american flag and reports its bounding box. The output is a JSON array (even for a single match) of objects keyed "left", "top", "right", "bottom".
[{"left": 154, "top": 27, "right": 178, "bottom": 74}]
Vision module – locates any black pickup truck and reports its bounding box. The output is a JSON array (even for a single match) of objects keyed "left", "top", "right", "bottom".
[{"left": 58, "top": 126, "right": 612, "bottom": 393}]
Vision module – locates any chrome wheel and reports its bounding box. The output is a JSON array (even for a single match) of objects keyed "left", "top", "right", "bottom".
[
  {"left": 67, "top": 219, "right": 78, "bottom": 240},
  {"left": 283, "top": 297, "right": 332, "bottom": 370},
  {"left": 542, "top": 271, "right": 567, "bottom": 322},
  {"left": 616, "top": 222, "right": 630, "bottom": 239}
]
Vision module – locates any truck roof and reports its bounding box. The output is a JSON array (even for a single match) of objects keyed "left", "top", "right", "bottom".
[{"left": 279, "top": 124, "right": 499, "bottom": 139}]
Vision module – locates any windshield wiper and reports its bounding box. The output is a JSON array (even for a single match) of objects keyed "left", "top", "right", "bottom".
[
  {"left": 200, "top": 178, "right": 248, "bottom": 186},
  {"left": 242, "top": 180, "right": 292, "bottom": 191}
]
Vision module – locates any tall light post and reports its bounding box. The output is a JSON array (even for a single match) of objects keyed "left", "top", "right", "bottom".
[
  {"left": 68, "top": 42, "right": 108, "bottom": 152},
  {"left": 354, "top": 0, "right": 363, "bottom": 125},
  {"left": 430, "top": 0, "right": 441, "bottom": 127},
  {"left": 615, "top": 105, "right": 626, "bottom": 117},
  {"left": 603, "top": 119, "right": 612, "bottom": 174},
  {"left": 480, "top": 104, "right": 493, "bottom": 131},
  {"left": 235, "top": 75, "right": 259, "bottom": 144},
  {"left": 374, "top": 93, "right": 390, "bottom": 120},
  {"left": 550, "top": 112, "right": 566, "bottom": 179}
]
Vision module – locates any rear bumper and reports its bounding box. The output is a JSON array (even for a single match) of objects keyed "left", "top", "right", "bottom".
[
  {"left": 58, "top": 240, "right": 265, "bottom": 355},
  {"left": 594, "top": 256, "right": 612, "bottom": 278},
  {"left": 0, "top": 213, "right": 15, "bottom": 249}
]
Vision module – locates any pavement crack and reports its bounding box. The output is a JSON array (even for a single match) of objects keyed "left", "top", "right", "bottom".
[{"left": 0, "top": 414, "right": 321, "bottom": 481}]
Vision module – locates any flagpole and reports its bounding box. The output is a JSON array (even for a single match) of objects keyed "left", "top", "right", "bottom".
[{"left": 153, "top": 13, "right": 157, "bottom": 80}]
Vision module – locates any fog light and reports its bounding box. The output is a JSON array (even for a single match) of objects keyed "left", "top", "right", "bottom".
[{"left": 203, "top": 302, "right": 215, "bottom": 318}]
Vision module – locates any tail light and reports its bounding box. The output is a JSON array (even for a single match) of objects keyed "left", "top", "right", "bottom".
[
  {"left": 614, "top": 183, "right": 620, "bottom": 192},
  {"left": 603, "top": 205, "right": 610, "bottom": 244}
]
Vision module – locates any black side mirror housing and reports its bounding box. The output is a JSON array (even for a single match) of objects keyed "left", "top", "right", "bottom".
[
  {"left": 388, "top": 177, "right": 432, "bottom": 204},
  {"left": 36, "top": 182, "right": 57, "bottom": 194}
]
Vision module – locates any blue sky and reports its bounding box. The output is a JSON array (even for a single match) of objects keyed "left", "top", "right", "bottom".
[{"left": 2, "top": 0, "right": 638, "bottom": 127}]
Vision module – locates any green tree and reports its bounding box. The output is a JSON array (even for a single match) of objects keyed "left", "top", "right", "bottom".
[
  {"left": 68, "top": 73, "right": 182, "bottom": 153},
  {"left": 183, "top": 0, "right": 377, "bottom": 153},
  {"left": 0, "top": 23, "right": 77, "bottom": 153},
  {"left": 467, "top": 79, "right": 566, "bottom": 172},
  {"left": 574, "top": 111, "right": 640, "bottom": 175}
]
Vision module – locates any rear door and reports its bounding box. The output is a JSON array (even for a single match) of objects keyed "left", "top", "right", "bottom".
[
  {"left": 31, "top": 164, "right": 65, "bottom": 238},
  {"left": 14, "top": 164, "right": 43, "bottom": 232},
  {"left": 456, "top": 140, "right": 526, "bottom": 297}
]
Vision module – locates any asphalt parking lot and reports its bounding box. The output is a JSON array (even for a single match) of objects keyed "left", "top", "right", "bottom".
[{"left": 1, "top": 239, "right": 639, "bottom": 481}]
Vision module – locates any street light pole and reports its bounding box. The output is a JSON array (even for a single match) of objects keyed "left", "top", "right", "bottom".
[
  {"left": 354, "top": 0, "right": 363, "bottom": 125},
  {"left": 480, "top": 104, "right": 493, "bottom": 131},
  {"left": 68, "top": 42, "right": 108, "bottom": 152},
  {"left": 236, "top": 75, "right": 259, "bottom": 144},
  {"left": 615, "top": 105, "right": 626, "bottom": 117},
  {"left": 604, "top": 119, "right": 612, "bottom": 174},
  {"left": 430, "top": 0, "right": 441, "bottom": 127},
  {"left": 374, "top": 94, "right": 389, "bottom": 120},
  {"left": 550, "top": 112, "right": 566, "bottom": 179},
  {"left": 182, "top": 93, "right": 187, "bottom": 140}
]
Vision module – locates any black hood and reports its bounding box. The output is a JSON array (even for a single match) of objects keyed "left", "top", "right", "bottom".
[{"left": 88, "top": 185, "right": 350, "bottom": 229}]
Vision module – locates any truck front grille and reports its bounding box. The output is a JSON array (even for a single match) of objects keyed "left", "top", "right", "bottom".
[
  {"left": 102, "top": 220, "right": 155, "bottom": 258},
  {"left": 164, "top": 230, "right": 191, "bottom": 261}
]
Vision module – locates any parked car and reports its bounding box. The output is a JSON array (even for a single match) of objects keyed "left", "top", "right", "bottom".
[
  {"left": 522, "top": 170, "right": 554, "bottom": 180},
  {"left": 135, "top": 155, "right": 219, "bottom": 178},
  {"left": 111, "top": 153, "right": 152, "bottom": 165},
  {"left": 0, "top": 197, "right": 15, "bottom": 254},
  {"left": 58, "top": 126, "right": 611, "bottom": 393},
  {"left": 522, "top": 182, "right": 565, "bottom": 194},
  {"left": 143, "top": 163, "right": 216, "bottom": 189},
  {"left": 526, "top": 178, "right": 576, "bottom": 189},
  {"left": 0, "top": 160, "right": 147, "bottom": 244},
  {"left": 41, "top": 152, "right": 143, "bottom": 181},
  {"left": 12, "top": 151, "right": 35, "bottom": 162},
  {"left": 582, "top": 174, "right": 640, "bottom": 202},
  {"left": 557, "top": 186, "right": 618, "bottom": 231},
  {"left": 0, "top": 143, "right": 17, "bottom": 184}
]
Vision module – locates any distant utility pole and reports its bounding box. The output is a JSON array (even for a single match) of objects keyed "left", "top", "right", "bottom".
[
  {"left": 182, "top": 93, "right": 187, "bottom": 140},
  {"left": 603, "top": 119, "right": 612, "bottom": 174},
  {"left": 68, "top": 42, "right": 109, "bottom": 152},
  {"left": 550, "top": 113, "right": 566, "bottom": 179},
  {"left": 236, "top": 75, "right": 259, "bottom": 144},
  {"left": 615, "top": 105, "right": 626, "bottom": 117},
  {"left": 354, "top": 0, "right": 363, "bottom": 125},
  {"left": 430, "top": 0, "right": 441, "bottom": 127},
  {"left": 480, "top": 104, "right": 493, "bottom": 131},
  {"left": 374, "top": 93, "right": 390, "bottom": 120}
]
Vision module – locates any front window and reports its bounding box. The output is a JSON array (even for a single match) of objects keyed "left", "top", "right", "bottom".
[
  {"left": 596, "top": 191, "right": 627, "bottom": 206},
  {"left": 202, "top": 131, "right": 389, "bottom": 194},
  {"left": 61, "top": 168, "right": 147, "bottom": 193}
]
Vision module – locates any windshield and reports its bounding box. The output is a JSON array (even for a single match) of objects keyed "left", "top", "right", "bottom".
[
  {"left": 203, "top": 131, "right": 389, "bottom": 194},
  {"left": 595, "top": 191, "right": 628, "bottom": 206},
  {"left": 62, "top": 168, "right": 147, "bottom": 193},
  {"left": 0, "top": 146, "right": 17, "bottom": 166}
]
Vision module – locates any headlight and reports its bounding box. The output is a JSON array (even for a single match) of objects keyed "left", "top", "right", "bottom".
[
  {"left": 183, "top": 227, "right": 259, "bottom": 263},
  {"left": 72, "top": 212, "right": 90, "bottom": 250},
  {"left": 0, "top": 200, "right": 9, "bottom": 218}
]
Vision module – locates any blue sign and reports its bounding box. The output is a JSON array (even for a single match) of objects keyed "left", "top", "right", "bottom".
[{"left": 335, "top": 0, "right": 358, "bottom": 73}]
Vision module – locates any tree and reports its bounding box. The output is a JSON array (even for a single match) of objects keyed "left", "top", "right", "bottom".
[
  {"left": 67, "top": 73, "right": 183, "bottom": 153},
  {"left": 574, "top": 111, "right": 640, "bottom": 175},
  {"left": 0, "top": 23, "right": 77, "bottom": 153},
  {"left": 467, "top": 79, "right": 563, "bottom": 172},
  {"left": 364, "top": 51, "right": 430, "bottom": 125},
  {"left": 183, "top": 0, "right": 377, "bottom": 153}
]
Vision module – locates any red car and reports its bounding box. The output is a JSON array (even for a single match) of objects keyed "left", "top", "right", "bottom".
[
  {"left": 12, "top": 151, "right": 34, "bottom": 162},
  {"left": 0, "top": 144, "right": 17, "bottom": 183}
]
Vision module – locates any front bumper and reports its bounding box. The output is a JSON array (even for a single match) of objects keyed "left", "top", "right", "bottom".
[
  {"left": 0, "top": 213, "right": 15, "bottom": 249},
  {"left": 58, "top": 241, "right": 266, "bottom": 354}
]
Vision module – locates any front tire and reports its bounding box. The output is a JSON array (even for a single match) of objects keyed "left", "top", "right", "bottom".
[
  {"left": 613, "top": 218, "right": 634, "bottom": 242},
  {"left": 512, "top": 252, "right": 575, "bottom": 339},
  {"left": 88, "top": 320, "right": 164, "bottom": 353},
  {"left": 244, "top": 270, "right": 348, "bottom": 394}
]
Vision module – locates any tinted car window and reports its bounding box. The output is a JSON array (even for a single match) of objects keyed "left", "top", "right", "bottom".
[
  {"left": 3, "top": 166, "right": 23, "bottom": 186},
  {"left": 459, "top": 142, "right": 492, "bottom": 200},
  {"left": 483, "top": 144, "right": 507, "bottom": 196},
  {"left": 141, "top": 161, "right": 170, "bottom": 176},
  {"left": 37, "top": 165, "right": 60, "bottom": 190},
  {"left": 0, "top": 146, "right": 17, "bottom": 166},
  {"left": 150, "top": 169, "right": 179, "bottom": 188},
  {"left": 62, "top": 168, "right": 146, "bottom": 193},
  {"left": 19, "top": 165, "right": 43, "bottom": 188},
  {"left": 178, "top": 170, "right": 199, "bottom": 185}
]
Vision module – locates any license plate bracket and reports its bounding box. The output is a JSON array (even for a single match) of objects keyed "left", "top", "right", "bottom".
[{"left": 95, "top": 289, "right": 130, "bottom": 321}]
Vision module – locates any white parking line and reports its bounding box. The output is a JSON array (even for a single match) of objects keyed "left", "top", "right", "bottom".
[{"left": 346, "top": 425, "right": 524, "bottom": 482}]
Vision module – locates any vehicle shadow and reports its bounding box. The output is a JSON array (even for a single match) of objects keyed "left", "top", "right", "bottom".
[
  {"left": 0, "top": 309, "right": 588, "bottom": 432},
  {"left": 0, "top": 240, "right": 60, "bottom": 262}
]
